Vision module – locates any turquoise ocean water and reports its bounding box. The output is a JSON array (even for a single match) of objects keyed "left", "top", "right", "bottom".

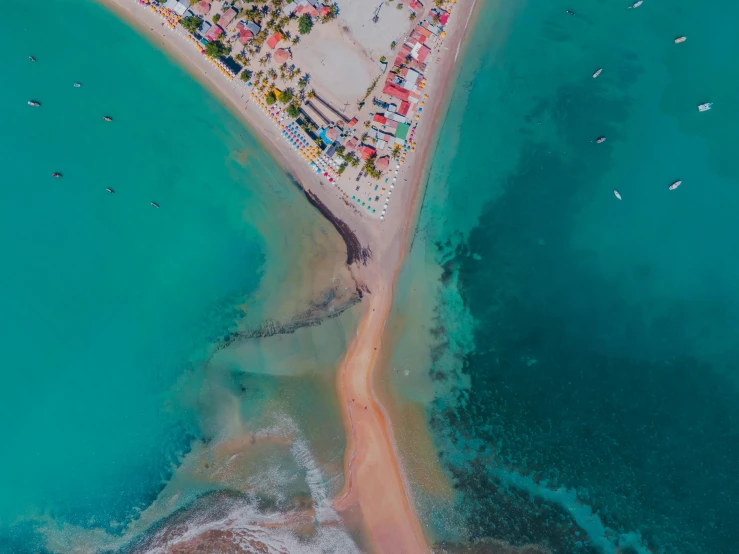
[
  {"left": 388, "top": 0, "right": 739, "bottom": 552},
  {"left": 1, "top": 2, "right": 354, "bottom": 552}
]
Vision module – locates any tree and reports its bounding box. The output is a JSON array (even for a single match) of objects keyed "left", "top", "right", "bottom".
[
  {"left": 307, "top": 89, "right": 315, "bottom": 99},
  {"left": 315, "top": 137, "right": 325, "bottom": 149},
  {"left": 286, "top": 102, "right": 300, "bottom": 118},
  {"left": 258, "top": 55, "right": 268, "bottom": 66},
  {"left": 279, "top": 88, "right": 294, "bottom": 104},
  {"left": 265, "top": 91, "right": 277, "bottom": 105},
  {"left": 298, "top": 14, "right": 313, "bottom": 34},
  {"left": 268, "top": 68, "right": 278, "bottom": 80},
  {"left": 297, "top": 76, "right": 307, "bottom": 89},
  {"left": 205, "top": 40, "right": 229, "bottom": 58},
  {"left": 181, "top": 16, "right": 202, "bottom": 34},
  {"left": 322, "top": 4, "right": 339, "bottom": 21},
  {"left": 240, "top": 69, "right": 252, "bottom": 82},
  {"left": 391, "top": 144, "right": 402, "bottom": 159},
  {"left": 348, "top": 154, "right": 360, "bottom": 167},
  {"left": 292, "top": 36, "right": 300, "bottom": 45},
  {"left": 212, "top": 13, "right": 221, "bottom": 23},
  {"left": 409, "top": 12, "right": 416, "bottom": 20},
  {"left": 396, "top": 2, "right": 403, "bottom": 9}
]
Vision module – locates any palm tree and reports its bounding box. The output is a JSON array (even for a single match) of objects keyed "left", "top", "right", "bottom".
[
  {"left": 307, "top": 89, "right": 316, "bottom": 99},
  {"left": 298, "top": 76, "right": 307, "bottom": 90},
  {"left": 391, "top": 145, "right": 402, "bottom": 160},
  {"left": 361, "top": 132, "right": 369, "bottom": 142},
  {"left": 292, "top": 36, "right": 300, "bottom": 45},
  {"left": 268, "top": 68, "right": 278, "bottom": 80},
  {"left": 258, "top": 56, "right": 268, "bottom": 67},
  {"left": 255, "top": 70, "right": 264, "bottom": 80}
]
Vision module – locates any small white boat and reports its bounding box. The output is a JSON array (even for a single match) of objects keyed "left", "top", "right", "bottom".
[
  {"left": 74, "top": 83, "right": 82, "bottom": 88},
  {"left": 698, "top": 103, "right": 712, "bottom": 112},
  {"left": 596, "top": 136, "right": 607, "bottom": 144},
  {"left": 28, "top": 100, "right": 40, "bottom": 107},
  {"left": 669, "top": 180, "right": 682, "bottom": 190},
  {"left": 592, "top": 68, "right": 603, "bottom": 78},
  {"left": 614, "top": 190, "right": 622, "bottom": 200},
  {"left": 674, "top": 36, "right": 686, "bottom": 44},
  {"left": 629, "top": 0, "right": 643, "bottom": 8},
  {"left": 29, "top": 56, "right": 36, "bottom": 62},
  {"left": 151, "top": 202, "right": 159, "bottom": 208},
  {"left": 106, "top": 188, "right": 115, "bottom": 194}
]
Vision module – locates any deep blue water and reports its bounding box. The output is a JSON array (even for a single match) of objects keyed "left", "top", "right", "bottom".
[{"left": 403, "top": 0, "right": 739, "bottom": 552}]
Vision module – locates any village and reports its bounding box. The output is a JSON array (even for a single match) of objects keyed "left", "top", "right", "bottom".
[{"left": 139, "top": 0, "right": 457, "bottom": 221}]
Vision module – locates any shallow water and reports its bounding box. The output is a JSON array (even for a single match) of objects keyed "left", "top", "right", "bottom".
[
  {"left": 1, "top": 2, "right": 357, "bottom": 551},
  {"left": 386, "top": 0, "right": 739, "bottom": 552}
]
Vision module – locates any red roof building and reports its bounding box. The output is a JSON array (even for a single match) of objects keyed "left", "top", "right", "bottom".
[
  {"left": 373, "top": 113, "right": 387, "bottom": 125},
  {"left": 219, "top": 7, "right": 237, "bottom": 28},
  {"left": 358, "top": 145, "right": 376, "bottom": 160},
  {"left": 348, "top": 117, "right": 358, "bottom": 128},
  {"left": 274, "top": 48, "right": 291, "bottom": 64},
  {"left": 438, "top": 11, "right": 450, "bottom": 25},
  {"left": 344, "top": 136, "right": 358, "bottom": 151},
  {"left": 397, "top": 101, "right": 411, "bottom": 117},
  {"left": 205, "top": 25, "right": 223, "bottom": 41},
  {"left": 409, "top": 0, "right": 424, "bottom": 13},
  {"left": 192, "top": 1, "right": 210, "bottom": 15},
  {"left": 375, "top": 156, "right": 390, "bottom": 172},
  {"left": 266, "top": 31, "right": 283, "bottom": 49},
  {"left": 326, "top": 127, "right": 339, "bottom": 141},
  {"left": 319, "top": 5, "right": 330, "bottom": 17},
  {"left": 383, "top": 80, "right": 411, "bottom": 102},
  {"left": 416, "top": 45, "right": 432, "bottom": 63}
]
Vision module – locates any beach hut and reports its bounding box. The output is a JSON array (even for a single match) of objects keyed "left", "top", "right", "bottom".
[
  {"left": 375, "top": 156, "right": 390, "bottom": 172},
  {"left": 274, "top": 48, "right": 291, "bottom": 65}
]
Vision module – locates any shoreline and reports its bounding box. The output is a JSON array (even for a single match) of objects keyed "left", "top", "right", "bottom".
[{"left": 96, "top": 0, "right": 478, "bottom": 551}]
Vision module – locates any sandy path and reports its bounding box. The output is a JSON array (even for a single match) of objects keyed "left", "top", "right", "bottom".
[{"left": 97, "top": 1, "right": 478, "bottom": 552}]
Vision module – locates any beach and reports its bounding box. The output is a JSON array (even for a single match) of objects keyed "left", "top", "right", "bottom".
[{"left": 97, "top": 0, "right": 477, "bottom": 551}]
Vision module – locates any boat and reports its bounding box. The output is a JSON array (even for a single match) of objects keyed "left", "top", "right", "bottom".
[
  {"left": 596, "top": 136, "right": 607, "bottom": 144},
  {"left": 52, "top": 173, "right": 62, "bottom": 178},
  {"left": 614, "top": 190, "right": 622, "bottom": 200},
  {"left": 629, "top": 0, "right": 643, "bottom": 8},
  {"left": 669, "top": 180, "right": 682, "bottom": 190},
  {"left": 592, "top": 68, "right": 603, "bottom": 78},
  {"left": 566, "top": 10, "right": 575, "bottom": 15},
  {"left": 74, "top": 83, "right": 82, "bottom": 88},
  {"left": 103, "top": 116, "right": 113, "bottom": 122},
  {"left": 698, "top": 103, "right": 712, "bottom": 112},
  {"left": 151, "top": 202, "right": 159, "bottom": 208},
  {"left": 28, "top": 100, "right": 40, "bottom": 107},
  {"left": 106, "top": 188, "right": 115, "bottom": 194},
  {"left": 29, "top": 56, "right": 36, "bottom": 62},
  {"left": 675, "top": 36, "right": 686, "bottom": 44}
]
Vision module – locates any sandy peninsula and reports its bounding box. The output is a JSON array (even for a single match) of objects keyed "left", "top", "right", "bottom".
[{"left": 98, "top": 0, "right": 477, "bottom": 551}]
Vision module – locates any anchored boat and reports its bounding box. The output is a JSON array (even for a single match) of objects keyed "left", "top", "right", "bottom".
[
  {"left": 593, "top": 68, "right": 603, "bottom": 78},
  {"left": 52, "top": 173, "right": 62, "bottom": 178},
  {"left": 698, "top": 103, "right": 712, "bottom": 112},
  {"left": 669, "top": 180, "right": 682, "bottom": 190},
  {"left": 596, "top": 136, "right": 607, "bottom": 144},
  {"left": 106, "top": 188, "right": 115, "bottom": 194},
  {"left": 675, "top": 36, "right": 686, "bottom": 44},
  {"left": 614, "top": 190, "right": 622, "bottom": 200},
  {"left": 151, "top": 202, "right": 159, "bottom": 208},
  {"left": 28, "top": 100, "right": 40, "bottom": 107},
  {"left": 103, "top": 116, "right": 113, "bottom": 122}
]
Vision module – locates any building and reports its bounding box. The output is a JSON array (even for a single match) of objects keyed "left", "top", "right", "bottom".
[
  {"left": 236, "top": 20, "right": 260, "bottom": 44},
  {"left": 358, "top": 145, "right": 376, "bottom": 160},
  {"left": 164, "top": 0, "right": 190, "bottom": 15},
  {"left": 205, "top": 25, "right": 223, "bottom": 42},
  {"left": 344, "top": 136, "right": 358, "bottom": 151},
  {"left": 347, "top": 117, "right": 358, "bottom": 128},
  {"left": 383, "top": 80, "right": 411, "bottom": 102},
  {"left": 373, "top": 113, "right": 388, "bottom": 125},
  {"left": 397, "top": 101, "right": 411, "bottom": 117},
  {"left": 375, "top": 156, "right": 390, "bottom": 172},
  {"left": 266, "top": 31, "right": 283, "bottom": 49},
  {"left": 409, "top": 0, "right": 424, "bottom": 14},
  {"left": 395, "top": 123, "right": 411, "bottom": 141},
  {"left": 219, "top": 7, "right": 238, "bottom": 29},
  {"left": 200, "top": 20, "right": 212, "bottom": 36}
]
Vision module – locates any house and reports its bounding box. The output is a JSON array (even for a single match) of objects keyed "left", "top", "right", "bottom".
[
  {"left": 192, "top": 0, "right": 210, "bottom": 16},
  {"left": 358, "top": 145, "right": 377, "bottom": 160},
  {"left": 219, "top": 7, "right": 238, "bottom": 29},
  {"left": 319, "top": 5, "right": 330, "bottom": 17},
  {"left": 344, "top": 136, "right": 358, "bottom": 151},
  {"left": 383, "top": 80, "right": 411, "bottom": 102},
  {"left": 205, "top": 24, "right": 223, "bottom": 41},
  {"left": 274, "top": 48, "right": 291, "bottom": 64},
  {"left": 164, "top": 0, "right": 189, "bottom": 16},
  {"left": 395, "top": 122, "right": 411, "bottom": 141},
  {"left": 397, "top": 101, "right": 411, "bottom": 117},
  {"left": 287, "top": 0, "right": 320, "bottom": 18},
  {"left": 347, "top": 117, "right": 358, "bottom": 128},
  {"left": 375, "top": 156, "right": 390, "bottom": 172},
  {"left": 200, "top": 20, "right": 212, "bottom": 36},
  {"left": 438, "top": 10, "right": 450, "bottom": 25},
  {"left": 409, "top": 0, "right": 424, "bottom": 13},
  {"left": 236, "top": 20, "right": 260, "bottom": 44},
  {"left": 373, "top": 113, "right": 388, "bottom": 125},
  {"left": 266, "top": 31, "right": 283, "bottom": 49}
]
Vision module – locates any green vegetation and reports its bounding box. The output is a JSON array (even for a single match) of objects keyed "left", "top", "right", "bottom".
[
  {"left": 379, "top": 55, "right": 387, "bottom": 63},
  {"left": 265, "top": 91, "right": 277, "bottom": 105},
  {"left": 286, "top": 102, "right": 301, "bottom": 118},
  {"left": 212, "top": 13, "right": 221, "bottom": 23},
  {"left": 390, "top": 40, "right": 397, "bottom": 49},
  {"left": 338, "top": 165, "right": 346, "bottom": 174},
  {"left": 322, "top": 4, "right": 339, "bottom": 22},
  {"left": 391, "top": 144, "right": 402, "bottom": 160},
  {"left": 315, "top": 137, "right": 325, "bottom": 149},
  {"left": 180, "top": 16, "right": 202, "bottom": 34},
  {"left": 396, "top": 2, "right": 403, "bottom": 9},
  {"left": 434, "top": 0, "right": 446, "bottom": 6},
  {"left": 298, "top": 14, "right": 313, "bottom": 34},
  {"left": 242, "top": 7, "right": 261, "bottom": 21},
  {"left": 357, "top": 76, "right": 380, "bottom": 108},
  {"left": 364, "top": 155, "right": 382, "bottom": 179},
  {"left": 409, "top": 12, "right": 416, "bottom": 20},
  {"left": 204, "top": 40, "right": 230, "bottom": 59},
  {"left": 240, "top": 70, "right": 252, "bottom": 82},
  {"left": 279, "top": 88, "right": 294, "bottom": 104}
]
